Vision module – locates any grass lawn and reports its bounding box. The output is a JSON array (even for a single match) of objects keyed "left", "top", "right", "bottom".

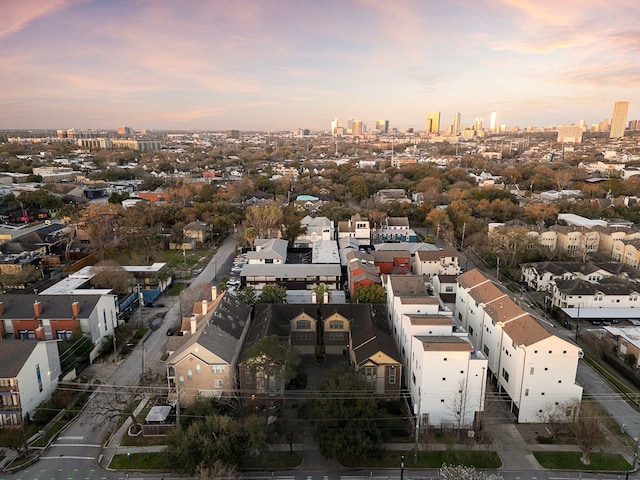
[
  {"left": 31, "top": 420, "right": 67, "bottom": 447},
  {"left": 340, "top": 450, "right": 501, "bottom": 469},
  {"left": 120, "top": 433, "right": 169, "bottom": 447},
  {"left": 533, "top": 451, "right": 631, "bottom": 471},
  {"left": 110, "top": 451, "right": 302, "bottom": 472},
  {"left": 109, "top": 452, "right": 173, "bottom": 471}
]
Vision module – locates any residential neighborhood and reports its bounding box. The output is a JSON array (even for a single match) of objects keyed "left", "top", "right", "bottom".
[{"left": 1, "top": 123, "right": 640, "bottom": 477}]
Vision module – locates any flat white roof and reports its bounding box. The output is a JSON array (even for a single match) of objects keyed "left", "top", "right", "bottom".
[
  {"left": 603, "top": 326, "right": 640, "bottom": 349},
  {"left": 312, "top": 240, "right": 340, "bottom": 264},
  {"left": 122, "top": 262, "right": 167, "bottom": 273},
  {"left": 241, "top": 264, "right": 341, "bottom": 277},
  {"left": 562, "top": 307, "right": 640, "bottom": 319}
]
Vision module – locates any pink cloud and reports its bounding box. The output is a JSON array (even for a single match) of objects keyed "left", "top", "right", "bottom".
[{"left": 0, "top": 0, "right": 85, "bottom": 39}]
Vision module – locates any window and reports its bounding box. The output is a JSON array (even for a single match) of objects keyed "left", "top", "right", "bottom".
[
  {"left": 412, "top": 374, "right": 416, "bottom": 385},
  {"left": 36, "top": 364, "right": 43, "bottom": 393},
  {"left": 530, "top": 367, "right": 534, "bottom": 375},
  {"left": 389, "top": 366, "right": 396, "bottom": 384},
  {"left": 297, "top": 320, "right": 311, "bottom": 330},
  {"left": 195, "top": 364, "right": 201, "bottom": 374},
  {"left": 215, "top": 379, "right": 223, "bottom": 388},
  {"left": 265, "top": 258, "right": 273, "bottom": 264},
  {"left": 469, "top": 326, "right": 474, "bottom": 336},
  {"left": 483, "top": 345, "right": 489, "bottom": 356},
  {"left": 244, "top": 370, "right": 252, "bottom": 384},
  {"left": 212, "top": 365, "right": 225, "bottom": 374},
  {"left": 297, "top": 332, "right": 311, "bottom": 341},
  {"left": 502, "top": 368, "right": 510, "bottom": 382},
  {"left": 328, "top": 332, "right": 344, "bottom": 341},
  {"left": 103, "top": 310, "right": 108, "bottom": 331},
  {"left": 187, "top": 369, "right": 193, "bottom": 380},
  {"left": 18, "top": 330, "right": 35, "bottom": 339},
  {"left": 56, "top": 330, "right": 72, "bottom": 340},
  {"left": 445, "top": 286, "right": 454, "bottom": 293},
  {"left": 329, "top": 320, "right": 344, "bottom": 329},
  {"left": 362, "top": 367, "right": 375, "bottom": 383},
  {"left": 525, "top": 388, "right": 529, "bottom": 396},
  {"left": 179, "top": 375, "right": 185, "bottom": 385}
]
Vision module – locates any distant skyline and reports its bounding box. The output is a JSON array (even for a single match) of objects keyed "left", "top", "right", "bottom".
[{"left": 1, "top": 0, "right": 639, "bottom": 131}]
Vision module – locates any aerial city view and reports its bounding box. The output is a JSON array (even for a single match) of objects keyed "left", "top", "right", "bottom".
[{"left": 2, "top": 1, "right": 640, "bottom": 480}]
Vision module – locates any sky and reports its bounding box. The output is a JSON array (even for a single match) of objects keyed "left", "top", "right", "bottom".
[{"left": 1, "top": 0, "right": 639, "bottom": 132}]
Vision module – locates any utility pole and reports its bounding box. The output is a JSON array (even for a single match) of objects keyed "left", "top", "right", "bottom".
[
  {"left": 414, "top": 392, "right": 420, "bottom": 464},
  {"left": 176, "top": 388, "right": 181, "bottom": 429},
  {"left": 111, "top": 311, "right": 117, "bottom": 362},
  {"left": 137, "top": 283, "right": 143, "bottom": 327},
  {"left": 575, "top": 304, "right": 581, "bottom": 342},
  {"left": 141, "top": 342, "right": 145, "bottom": 378}
]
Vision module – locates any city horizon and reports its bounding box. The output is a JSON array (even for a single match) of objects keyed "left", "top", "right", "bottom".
[{"left": 1, "top": 1, "right": 638, "bottom": 131}]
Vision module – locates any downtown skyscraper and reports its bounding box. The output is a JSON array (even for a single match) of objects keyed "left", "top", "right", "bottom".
[
  {"left": 452, "top": 113, "right": 461, "bottom": 135},
  {"left": 610, "top": 101, "right": 629, "bottom": 138},
  {"left": 426, "top": 111, "right": 440, "bottom": 134}
]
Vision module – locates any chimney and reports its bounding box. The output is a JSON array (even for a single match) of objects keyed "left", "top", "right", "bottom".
[
  {"left": 211, "top": 285, "right": 217, "bottom": 301},
  {"left": 33, "top": 301, "right": 43, "bottom": 318},
  {"left": 71, "top": 301, "right": 80, "bottom": 318},
  {"left": 0, "top": 302, "right": 4, "bottom": 315},
  {"left": 311, "top": 292, "right": 317, "bottom": 304},
  {"left": 35, "top": 326, "right": 46, "bottom": 340},
  {"left": 190, "top": 315, "right": 197, "bottom": 335},
  {"left": 201, "top": 299, "right": 208, "bottom": 316}
]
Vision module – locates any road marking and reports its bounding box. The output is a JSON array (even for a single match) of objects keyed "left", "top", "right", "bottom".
[{"left": 58, "top": 436, "right": 84, "bottom": 440}]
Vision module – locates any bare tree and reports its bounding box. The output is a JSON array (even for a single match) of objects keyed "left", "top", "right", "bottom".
[
  {"left": 567, "top": 400, "right": 604, "bottom": 465},
  {"left": 196, "top": 461, "right": 240, "bottom": 480},
  {"left": 554, "top": 169, "right": 573, "bottom": 191},
  {"left": 536, "top": 402, "right": 566, "bottom": 441},
  {"left": 90, "top": 260, "right": 134, "bottom": 294},
  {"left": 448, "top": 378, "right": 469, "bottom": 440},
  {"left": 244, "top": 205, "right": 283, "bottom": 238},
  {"left": 74, "top": 382, "right": 146, "bottom": 437}
]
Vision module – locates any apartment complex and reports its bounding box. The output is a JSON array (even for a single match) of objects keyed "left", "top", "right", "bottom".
[{"left": 455, "top": 269, "right": 583, "bottom": 423}]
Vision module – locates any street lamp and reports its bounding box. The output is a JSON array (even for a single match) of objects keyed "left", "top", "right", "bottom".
[
  {"left": 575, "top": 303, "right": 582, "bottom": 343},
  {"left": 400, "top": 454, "right": 405, "bottom": 480}
]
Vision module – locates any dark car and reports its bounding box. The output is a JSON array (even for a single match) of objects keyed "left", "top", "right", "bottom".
[{"left": 166, "top": 328, "right": 174, "bottom": 336}]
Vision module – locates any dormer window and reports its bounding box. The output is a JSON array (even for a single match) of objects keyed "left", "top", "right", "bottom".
[
  {"left": 297, "top": 320, "right": 311, "bottom": 330},
  {"left": 329, "top": 320, "right": 344, "bottom": 329}
]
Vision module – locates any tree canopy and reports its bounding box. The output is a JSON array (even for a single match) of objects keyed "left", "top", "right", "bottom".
[
  {"left": 303, "top": 365, "right": 384, "bottom": 460},
  {"left": 258, "top": 284, "right": 288, "bottom": 304}
]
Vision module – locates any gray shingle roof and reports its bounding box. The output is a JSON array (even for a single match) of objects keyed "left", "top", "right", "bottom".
[
  {"left": 0, "top": 294, "right": 102, "bottom": 319},
  {"left": 0, "top": 340, "right": 39, "bottom": 377}
]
